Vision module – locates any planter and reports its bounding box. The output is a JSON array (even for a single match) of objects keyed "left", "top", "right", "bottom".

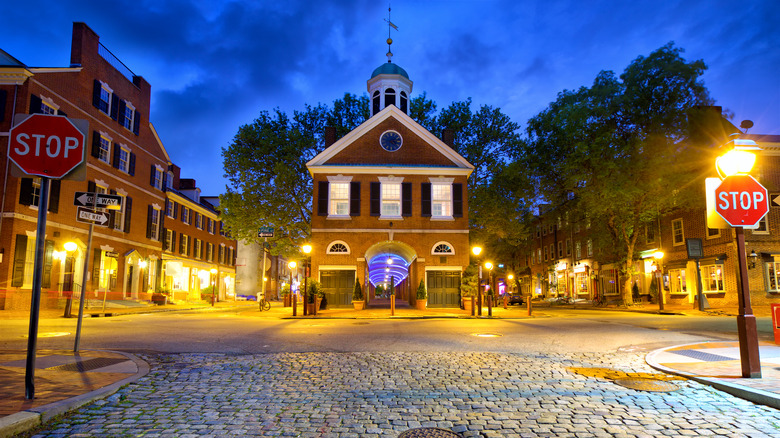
[
  {"left": 307, "top": 302, "right": 317, "bottom": 314},
  {"left": 352, "top": 300, "right": 365, "bottom": 310},
  {"left": 414, "top": 299, "right": 427, "bottom": 310},
  {"left": 462, "top": 297, "right": 474, "bottom": 313},
  {"left": 316, "top": 297, "right": 323, "bottom": 310},
  {"left": 283, "top": 294, "right": 291, "bottom": 307}
]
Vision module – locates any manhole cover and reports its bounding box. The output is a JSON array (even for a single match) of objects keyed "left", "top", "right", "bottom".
[
  {"left": 471, "top": 332, "right": 502, "bottom": 337},
  {"left": 398, "top": 427, "right": 461, "bottom": 438},
  {"left": 353, "top": 322, "right": 370, "bottom": 325},
  {"left": 613, "top": 377, "right": 680, "bottom": 392}
]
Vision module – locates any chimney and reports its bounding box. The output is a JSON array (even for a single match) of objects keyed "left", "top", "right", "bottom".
[
  {"left": 324, "top": 126, "right": 337, "bottom": 148},
  {"left": 442, "top": 128, "right": 454, "bottom": 147}
]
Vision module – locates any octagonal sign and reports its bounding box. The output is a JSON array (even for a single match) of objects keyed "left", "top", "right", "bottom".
[
  {"left": 9, "top": 114, "right": 86, "bottom": 179},
  {"left": 715, "top": 175, "right": 769, "bottom": 227}
]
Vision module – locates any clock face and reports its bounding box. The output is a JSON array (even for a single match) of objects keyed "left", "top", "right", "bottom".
[{"left": 380, "top": 130, "right": 403, "bottom": 152}]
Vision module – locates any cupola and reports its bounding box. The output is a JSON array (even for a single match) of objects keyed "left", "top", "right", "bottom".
[{"left": 367, "top": 10, "right": 413, "bottom": 117}]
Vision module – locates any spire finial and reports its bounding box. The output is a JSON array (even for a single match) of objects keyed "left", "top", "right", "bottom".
[{"left": 384, "top": 5, "right": 398, "bottom": 62}]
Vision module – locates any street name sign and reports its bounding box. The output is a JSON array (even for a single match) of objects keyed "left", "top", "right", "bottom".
[
  {"left": 9, "top": 114, "right": 86, "bottom": 179},
  {"left": 258, "top": 227, "right": 274, "bottom": 238},
  {"left": 76, "top": 207, "right": 109, "bottom": 227},
  {"left": 715, "top": 175, "right": 769, "bottom": 227},
  {"left": 73, "top": 191, "right": 123, "bottom": 210}
]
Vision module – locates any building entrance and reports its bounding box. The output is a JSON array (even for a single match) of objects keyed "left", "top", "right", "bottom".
[{"left": 365, "top": 241, "right": 417, "bottom": 303}]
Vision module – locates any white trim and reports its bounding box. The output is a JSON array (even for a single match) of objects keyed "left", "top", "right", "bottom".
[
  {"left": 429, "top": 177, "right": 454, "bottom": 183},
  {"left": 306, "top": 105, "right": 474, "bottom": 172},
  {"left": 317, "top": 265, "right": 357, "bottom": 271},
  {"left": 326, "top": 241, "right": 351, "bottom": 255},
  {"left": 431, "top": 241, "right": 455, "bottom": 255},
  {"left": 312, "top": 228, "right": 469, "bottom": 233},
  {"left": 308, "top": 165, "right": 472, "bottom": 176},
  {"left": 327, "top": 175, "right": 353, "bottom": 182},
  {"left": 424, "top": 266, "right": 463, "bottom": 272},
  {"left": 378, "top": 176, "right": 404, "bottom": 183}
]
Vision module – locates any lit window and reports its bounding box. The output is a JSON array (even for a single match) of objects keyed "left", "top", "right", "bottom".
[
  {"left": 98, "top": 136, "right": 111, "bottom": 163},
  {"left": 165, "top": 229, "right": 173, "bottom": 251},
  {"left": 575, "top": 241, "right": 581, "bottom": 259},
  {"left": 113, "top": 194, "right": 126, "bottom": 231},
  {"left": 30, "top": 179, "right": 41, "bottom": 208},
  {"left": 99, "top": 85, "right": 111, "bottom": 114},
  {"left": 432, "top": 242, "right": 454, "bottom": 255},
  {"left": 381, "top": 182, "right": 401, "bottom": 217},
  {"left": 587, "top": 239, "right": 593, "bottom": 257},
  {"left": 670, "top": 269, "right": 687, "bottom": 294},
  {"left": 537, "top": 248, "right": 541, "bottom": 263},
  {"left": 327, "top": 242, "right": 349, "bottom": 254},
  {"left": 195, "top": 239, "right": 202, "bottom": 259},
  {"left": 672, "top": 219, "right": 684, "bottom": 245},
  {"left": 118, "top": 147, "right": 130, "bottom": 173},
  {"left": 432, "top": 184, "right": 452, "bottom": 217},
  {"left": 753, "top": 216, "right": 769, "bottom": 235},
  {"left": 23, "top": 236, "right": 37, "bottom": 288},
  {"left": 122, "top": 103, "right": 135, "bottom": 130},
  {"left": 330, "top": 182, "right": 349, "bottom": 216},
  {"left": 180, "top": 234, "right": 189, "bottom": 255},
  {"left": 702, "top": 265, "right": 724, "bottom": 293},
  {"left": 768, "top": 263, "right": 780, "bottom": 292}
]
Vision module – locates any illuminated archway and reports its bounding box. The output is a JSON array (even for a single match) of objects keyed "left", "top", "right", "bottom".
[{"left": 364, "top": 240, "right": 416, "bottom": 288}]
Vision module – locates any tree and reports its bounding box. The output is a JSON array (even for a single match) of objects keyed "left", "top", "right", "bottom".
[
  {"left": 522, "top": 43, "right": 712, "bottom": 304},
  {"left": 220, "top": 94, "right": 368, "bottom": 256}
]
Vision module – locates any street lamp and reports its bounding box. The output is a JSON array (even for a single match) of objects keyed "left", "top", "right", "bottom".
[
  {"left": 716, "top": 137, "right": 761, "bottom": 378},
  {"left": 484, "top": 261, "right": 494, "bottom": 317},
  {"left": 302, "top": 244, "right": 312, "bottom": 316},
  {"left": 652, "top": 251, "right": 664, "bottom": 311},
  {"left": 210, "top": 268, "right": 217, "bottom": 306},
  {"left": 471, "top": 246, "right": 483, "bottom": 316},
  {"left": 505, "top": 274, "right": 514, "bottom": 309},
  {"left": 62, "top": 242, "right": 78, "bottom": 318},
  {"left": 289, "top": 260, "right": 297, "bottom": 316}
]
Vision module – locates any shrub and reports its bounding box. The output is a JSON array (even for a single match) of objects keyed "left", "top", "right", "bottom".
[
  {"left": 352, "top": 280, "right": 363, "bottom": 301},
  {"left": 416, "top": 280, "right": 426, "bottom": 299}
]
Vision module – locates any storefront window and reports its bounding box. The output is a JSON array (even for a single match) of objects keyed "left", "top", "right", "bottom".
[
  {"left": 576, "top": 272, "right": 588, "bottom": 294},
  {"left": 670, "top": 269, "right": 687, "bottom": 294},
  {"left": 702, "top": 265, "right": 724, "bottom": 293},
  {"left": 768, "top": 263, "right": 780, "bottom": 292}
]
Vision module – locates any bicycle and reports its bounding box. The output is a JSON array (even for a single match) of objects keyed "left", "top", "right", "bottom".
[{"left": 257, "top": 294, "right": 271, "bottom": 311}]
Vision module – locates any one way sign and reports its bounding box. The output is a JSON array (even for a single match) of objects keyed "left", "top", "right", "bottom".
[
  {"left": 73, "top": 191, "right": 123, "bottom": 210},
  {"left": 771, "top": 193, "right": 780, "bottom": 208},
  {"left": 76, "top": 206, "right": 109, "bottom": 227}
]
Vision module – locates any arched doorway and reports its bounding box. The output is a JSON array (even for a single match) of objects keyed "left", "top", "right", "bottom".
[{"left": 364, "top": 241, "right": 417, "bottom": 303}]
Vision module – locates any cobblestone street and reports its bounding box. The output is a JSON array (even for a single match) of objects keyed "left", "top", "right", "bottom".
[{"left": 28, "top": 351, "right": 780, "bottom": 437}]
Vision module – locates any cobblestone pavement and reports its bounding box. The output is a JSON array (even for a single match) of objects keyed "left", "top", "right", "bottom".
[{"left": 30, "top": 351, "right": 780, "bottom": 438}]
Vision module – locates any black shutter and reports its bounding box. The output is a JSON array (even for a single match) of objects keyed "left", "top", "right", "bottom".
[
  {"left": 58, "top": 110, "right": 67, "bottom": 117},
  {"left": 87, "top": 180, "right": 96, "bottom": 193},
  {"left": 110, "top": 93, "right": 119, "bottom": 120},
  {"left": 162, "top": 172, "right": 168, "bottom": 191},
  {"left": 112, "top": 143, "right": 120, "bottom": 167},
  {"left": 92, "top": 79, "right": 102, "bottom": 109},
  {"left": 42, "top": 240, "right": 54, "bottom": 288},
  {"left": 173, "top": 202, "right": 178, "bottom": 219},
  {"left": 401, "top": 182, "right": 412, "bottom": 217},
  {"left": 128, "top": 153, "right": 136, "bottom": 176},
  {"left": 133, "top": 111, "right": 141, "bottom": 135},
  {"left": 150, "top": 164, "right": 156, "bottom": 187},
  {"left": 92, "top": 131, "right": 101, "bottom": 158},
  {"left": 0, "top": 89, "right": 7, "bottom": 122},
  {"left": 370, "top": 182, "right": 381, "bottom": 216},
  {"left": 453, "top": 183, "right": 463, "bottom": 217},
  {"left": 350, "top": 182, "right": 361, "bottom": 216},
  {"left": 47, "top": 180, "right": 60, "bottom": 213},
  {"left": 93, "top": 248, "right": 101, "bottom": 288},
  {"left": 317, "top": 181, "right": 328, "bottom": 216},
  {"left": 161, "top": 228, "right": 168, "bottom": 250},
  {"left": 29, "top": 94, "right": 42, "bottom": 114},
  {"left": 179, "top": 234, "right": 184, "bottom": 254},
  {"left": 170, "top": 230, "right": 177, "bottom": 251},
  {"left": 124, "top": 197, "right": 132, "bottom": 232},
  {"left": 146, "top": 205, "right": 153, "bottom": 239},
  {"left": 117, "top": 99, "right": 126, "bottom": 126},
  {"left": 12, "top": 235, "right": 27, "bottom": 287},
  {"left": 421, "top": 183, "right": 432, "bottom": 217},
  {"left": 19, "top": 178, "right": 34, "bottom": 206},
  {"left": 108, "top": 190, "right": 116, "bottom": 229}
]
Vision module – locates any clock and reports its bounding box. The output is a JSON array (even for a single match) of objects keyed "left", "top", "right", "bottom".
[{"left": 380, "top": 130, "right": 403, "bottom": 152}]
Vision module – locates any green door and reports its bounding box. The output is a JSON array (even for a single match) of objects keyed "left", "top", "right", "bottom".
[
  {"left": 427, "top": 271, "right": 461, "bottom": 308},
  {"left": 321, "top": 270, "right": 355, "bottom": 307}
]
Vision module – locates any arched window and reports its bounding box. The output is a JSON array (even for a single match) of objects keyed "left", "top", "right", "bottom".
[
  {"left": 327, "top": 241, "right": 350, "bottom": 254},
  {"left": 384, "top": 88, "right": 396, "bottom": 108},
  {"left": 400, "top": 91, "right": 408, "bottom": 114},
  {"left": 372, "top": 90, "right": 381, "bottom": 115},
  {"left": 431, "top": 242, "right": 454, "bottom": 255}
]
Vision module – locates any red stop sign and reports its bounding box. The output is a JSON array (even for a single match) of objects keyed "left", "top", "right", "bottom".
[
  {"left": 715, "top": 175, "right": 769, "bottom": 227},
  {"left": 9, "top": 114, "right": 85, "bottom": 179}
]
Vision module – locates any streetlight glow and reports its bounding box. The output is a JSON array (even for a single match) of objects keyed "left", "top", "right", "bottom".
[
  {"left": 302, "top": 244, "right": 312, "bottom": 254},
  {"left": 717, "top": 149, "right": 756, "bottom": 177},
  {"left": 288, "top": 261, "right": 297, "bottom": 269},
  {"left": 484, "top": 262, "right": 493, "bottom": 271},
  {"left": 472, "top": 246, "right": 482, "bottom": 256},
  {"left": 64, "top": 241, "right": 77, "bottom": 252},
  {"left": 653, "top": 251, "right": 664, "bottom": 260}
]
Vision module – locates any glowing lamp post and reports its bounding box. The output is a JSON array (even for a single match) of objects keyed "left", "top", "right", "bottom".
[
  {"left": 302, "top": 244, "right": 312, "bottom": 316},
  {"left": 289, "top": 261, "right": 297, "bottom": 316},
  {"left": 485, "top": 262, "right": 494, "bottom": 317},
  {"left": 505, "top": 274, "right": 514, "bottom": 309},
  {"left": 652, "top": 251, "right": 664, "bottom": 311},
  {"left": 472, "top": 246, "right": 483, "bottom": 316},
  {"left": 715, "top": 137, "right": 763, "bottom": 378}
]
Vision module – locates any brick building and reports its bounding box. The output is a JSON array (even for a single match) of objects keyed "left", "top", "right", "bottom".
[
  {"left": 0, "top": 22, "right": 235, "bottom": 310},
  {"left": 305, "top": 60, "right": 474, "bottom": 307}
]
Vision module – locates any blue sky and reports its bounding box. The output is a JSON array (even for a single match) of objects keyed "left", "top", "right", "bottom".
[{"left": 3, "top": 0, "right": 778, "bottom": 195}]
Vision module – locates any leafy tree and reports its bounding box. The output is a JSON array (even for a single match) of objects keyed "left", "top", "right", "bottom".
[{"left": 522, "top": 43, "right": 712, "bottom": 304}]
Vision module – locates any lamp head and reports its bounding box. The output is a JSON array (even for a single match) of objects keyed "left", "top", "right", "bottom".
[
  {"left": 210, "top": 268, "right": 217, "bottom": 274},
  {"left": 302, "top": 244, "right": 312, "bottom": 254},
  {"left": 64, "top": 241, "right": 78, "bottom": 252},
  {"left": 508, "top": 274, "right": 514, "bottom": 280},
  {"left": 716, "top": 138, "right": 760, "bottom": 178},
  {"left": 484, "top": 261, "right": 493, "bottom": 271},
  {"left": 653, "top": 251, "right": 664, "bottom": 260},
  {"left": 471, "top": 246, "right": 482, "bottom": 256},
  {"left": 288, "top": 261, "right": 297, "bottom": 269}
]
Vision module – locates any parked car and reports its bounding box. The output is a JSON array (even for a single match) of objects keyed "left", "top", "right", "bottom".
[{"left": 508, "top": 293, "right": 524, "bottom": 305}]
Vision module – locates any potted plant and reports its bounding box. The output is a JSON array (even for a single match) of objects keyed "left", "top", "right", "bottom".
[
  {"left": 307, "top": 280, "right": 323, "bottom": 314},
  {"left": 415, "top": 280, "right": 427, "bottom": 310},
  {"left": 281, "top": 284, "right": 291, "bottom": 307},
  {"left": 152, "top": 288, "right": 170, "bottom": 305},
  {"left": 460, "top": 264, "right": 479, "bottom": 313},
  {"left": 352, "top": 279, "right": 365, "bottom": 310}
]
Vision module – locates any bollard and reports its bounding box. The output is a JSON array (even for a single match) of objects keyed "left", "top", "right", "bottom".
[
  {"left": 772, "top": 304, "right": 780, "bottom": 345},
  {"left": 527, "top": 297, "right": 532, "bottom": 316},
  {"left": 391, "top": 294, "right": 395, "bottom": 316},
  {"left": 503, "top": 294, "right": 508, "bottom": 309},
  {"left": 488, "top": 294, "right": 492, "bottom": 317},
  {"left": 292, "top": 293, "right": 297, "bottom": 317},
  {"left": 471, "top": 296, "right": 475, "bottom": 317}
]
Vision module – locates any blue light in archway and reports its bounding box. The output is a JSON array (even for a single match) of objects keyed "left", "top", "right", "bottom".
[{"left": 367, "top": 253, "right": 409, "bottom": 287}]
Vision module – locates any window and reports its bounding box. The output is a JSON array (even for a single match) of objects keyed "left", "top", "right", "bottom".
[
  {"left": 432, "top": 242, "right": 454, "bottom": 255},
  {"left": 557, "top": 216, "right": 562, "bottom": 230},
  {"left": 180, "top": 234, "right": 189, "bottom": 255},
  {"left": 40, "top": 100, "right": 57, "bottom": 114},
  {"left": 166, "top": 171, "right": 174, "bottom": 190},
  {"left": 531, "top": 252, "right": 535, "bottom": 265},
  {"left": 701, "top": 265, "right": 724, "bottom": 293},
  {"left": 566, "top": 239, "right": 571, "bottom": 256},
  {"left": 219, "top": 245, "right": 226, "bottom": 264},
  {"left": 646, "top": 225, "right": 656, "bottom": 244},
  {"left": 98, "top": 83, "right": 111, "bottom": 114},
  {"left": 536, "top": 248, "right": 541, "bottom": 264},
  {"left": 195, "top": 239, "right": 202, "bottom": 259},
  {"left": 207, "top": 243, "right": 214, "bottom": 262},
  {"left": 575, "top": 241, "right": 582, "bottom": 259},
  {"left": 327, "top": 242, "right": 350, "bottom": 254},
  {"left": 753, "top": 216, "right": 769, "bottom": 235},
  {"left": 112, "top": 194, "right": 126, "bottom": 231},
  {"left": 557, "top": 241, "right": 563, "bottom": 258},
  {"left": 432, "top": 184, "right": 452, "bottom": 217},
  {"left": 548, "top": 225, "right": 553, "bottom": 234},
  {"left": 118, "top": 147, "right": 130, "bottom": 173},
  {"left": 147, "top": 206, "right": 161, "bottom": 241},
  {"left": 30, "top": 179, "right": 42, "bottom": 208},
  {"left": 208, "top": 218, "right": 214, "bottom": 234},
  {"left": 587, "top": 239, "right": 593, "bottom": 257},
  {"left": 196, "top": 213, "right": 203, "bottom": 230},
  {"left": 536, "top": 225, "right": 540, "bottom": 238},
  {"left": 330, "top": 182, "right": 349, "bottom": 216},
  {"left": 385, "top": 87, "right": 396, "bottom": 108},
  {"left": 542, "top": 226, "right": 547, "bottom": 236},
  {"left": 543, "top": 246, "right": 548, "bottom": 261},
  {"left": 166, "top": 200, "right": 175, "bottom": 218},
  {"left": 706, "top": 226, "right": 721, "bottom": 239},
  {"left": 670, "top": 269, "right": 687, "bottom": 294},
  {"left": 164, "top": 229, "right": 173, "bottom": 251},
  {"left": 181, "top": 207, "right": 190, "bottom": 225},
  {"left": 550, "top": 244, "right": 555, "bottom": 260},
  {"left": 672, "top": 219, "right": 684, "bottom": 246},
  {"left": 122, "top": 102, "right": 135, "bottom": 130},
  {"left": 152, "top": 167, "right": 163, "bottom": 190},
  {"left": 98, "top": 135, "right": 111, "bottom": 163},
  {"left": 381, "top": 182, "right": 401, "bottom": 217},
  {"left": 767, "top": 262, "right": 780, "bottom": 292}
]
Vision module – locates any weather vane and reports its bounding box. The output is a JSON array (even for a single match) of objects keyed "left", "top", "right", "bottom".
[{"left": 384, "top": 6, "right": 398, "bottom": 62}]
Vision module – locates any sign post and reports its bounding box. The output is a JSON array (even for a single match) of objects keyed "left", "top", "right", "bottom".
[
  {"left": 10, "top": 114, "right": 87, "bottom": 399},
  {"left": 714, "top": 174, "right": 767, "bottom": 378},
  {"left": 257, "top": 227, "right": 274, "bottom": 303}
]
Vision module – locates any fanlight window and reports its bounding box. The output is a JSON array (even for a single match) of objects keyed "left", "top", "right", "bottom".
[
  {"left": 432, "top": 243, "right": 454, "bottom": 255},
  {"left": 327, "top": 242, "right": 349, "bottom": 254}
]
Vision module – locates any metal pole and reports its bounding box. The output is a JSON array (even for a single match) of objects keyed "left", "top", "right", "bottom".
[
  {"left": 477, "top": 264, "right": 483, "bottom": 316},
  {"left": 292, "top": 266, "right": 297, "bottom": 317},
  {"left": 303, "top": 260, "right": 308, "bottom": 316},
  {"left": 74, "top": 194, "right": 98, "bottom": 352},
  {"left": 260, "top": 238, "right": 267, "bottom": 300},
  {"left": 735, "top": 227, "right": 762, "bottom": 378},
  {"left": 25, "top": 177, "right": 50, "bottom": 399},
  {"left": 657, "top": 270, "right": 664, "bottom": 312},
  {"left": 488, "top": 271, "right": 493, "bottom": 317}
]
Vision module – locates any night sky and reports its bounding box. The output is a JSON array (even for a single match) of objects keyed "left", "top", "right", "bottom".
[{"left": 3, "top": 1, "right": 778, "bottom": 195}]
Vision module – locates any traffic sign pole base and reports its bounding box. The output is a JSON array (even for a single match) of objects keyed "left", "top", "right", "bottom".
[{"left": 737, "top": 314, "right": 762, "bottom": 378}]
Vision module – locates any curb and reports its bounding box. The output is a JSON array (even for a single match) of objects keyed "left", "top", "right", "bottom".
[
  {"left": 645, "top": 343, "right": 780, "bottom": 410},
  {"left": 0, "top": 350, "right": 150, "bottom": 438}
]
